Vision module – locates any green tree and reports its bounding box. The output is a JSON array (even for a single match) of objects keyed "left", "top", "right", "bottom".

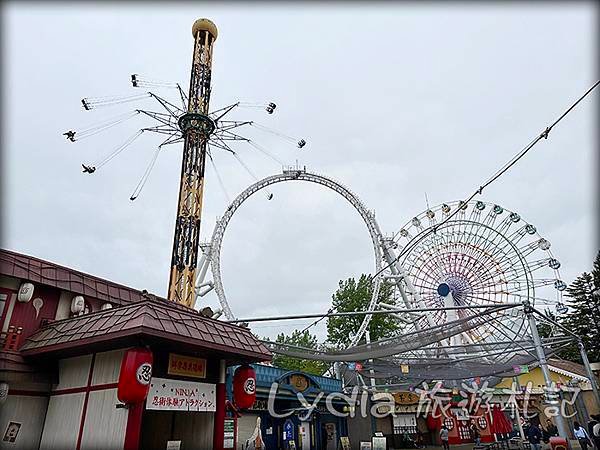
[
  {"left": 537, "top": 308, "right": 558, "bottom": 339},
  {"left": 270, "top": 329, "right": 329, "bottom": 376},
  {"left": 560, "top": 250, "right": 600, "bottom": 362},
  {"left": 327, "top": 274, "right": 400, "bottom": 347}
]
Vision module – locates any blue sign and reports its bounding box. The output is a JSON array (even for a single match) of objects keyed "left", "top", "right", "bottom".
[{"left": 283, "top": 419, "right": 294, "bottom": 441}]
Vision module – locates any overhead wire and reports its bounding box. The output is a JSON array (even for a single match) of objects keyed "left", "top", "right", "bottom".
[
  {"left": 129, "top": 145, "right": 161, "bottom": 201},
  {"left": 93, "top": 130, "right": 144, "bottom": 169},
  {"left": 231, "top": 151, "right": 274, "bottom": 200},
  {"left": 207, "top": 149, "right": 231, "bottom": 204},
  {"left": 247, "top": 141, "right": 285, "bottom": 166},
  {"left": 298, "top": 79, "right": 600, "bottom": 335},
  {"left": 82, "top": 92, "right": 151, "bottom": 109},
  {"left": 371, "top": 79, "right": 600, "bottom": 282},
  {"left": 68, "top": 111, "right": 141, "bottom": 140},
  {"left": 251, "top": 123, "right": 298, "bottom": 145}
]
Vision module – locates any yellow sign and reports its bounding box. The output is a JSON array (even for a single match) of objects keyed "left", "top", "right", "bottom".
[
  {"left": 400, "top": 364, "right": 410, "bottom": 374},
  {"left": 289, "top": 374, "right": 309, "bottom": 392},
  {"left": 392, "top": 391, "right": 420, "bottom": 405},
  {"left": 340, "top": 436, "right": 351, "bottom": 450},
  {"left": 168, "top": 353, "right": 206, "bottom": 379}
]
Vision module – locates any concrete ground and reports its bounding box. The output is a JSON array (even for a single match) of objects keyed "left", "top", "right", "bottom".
[{"left": 392, "top": 443, "right": 587, "bottom": 450}]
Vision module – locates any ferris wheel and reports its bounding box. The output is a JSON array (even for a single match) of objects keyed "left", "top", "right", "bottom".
[{"left": 391, "top": 199, "right": 568, "bottom": 352}]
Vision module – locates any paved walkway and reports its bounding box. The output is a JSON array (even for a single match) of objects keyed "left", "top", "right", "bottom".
[{"left": 401, "top": 442, "right": 585, "bottom": 450}]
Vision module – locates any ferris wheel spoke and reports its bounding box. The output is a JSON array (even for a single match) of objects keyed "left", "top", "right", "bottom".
[{"left": 396, "top": 199, "right": 564, "bottom": 364}]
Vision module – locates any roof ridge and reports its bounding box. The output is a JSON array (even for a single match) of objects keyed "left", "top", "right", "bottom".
[{"left": 1, "top": 248, "right": 145, "bottom": 295}]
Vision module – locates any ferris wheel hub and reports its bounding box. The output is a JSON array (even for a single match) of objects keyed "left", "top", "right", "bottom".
[{"left": 437, "top": 283, "right": 451, "bottom": 297}]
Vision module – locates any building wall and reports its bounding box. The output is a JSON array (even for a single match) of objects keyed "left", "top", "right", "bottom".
[
  {"left": 39, "top": 349, "right": 128, "bottom": 450},
  {"left": 39, "top": 393, "right": 85, "bottom": 449},
  {"left": 80, "top": 389, "right": 127, "bottom": 450},
  {"left": 347, "top": 414, "right": 372, "bottom": 450},
  {"left": 0, "top": 394, "right": 48, "bottom": 450},
  {"left": 141, "top": 410, "right": 214, "bottom": 450},
  {"left": 495, "top": 367, "right": 583, "bottom": 389}
]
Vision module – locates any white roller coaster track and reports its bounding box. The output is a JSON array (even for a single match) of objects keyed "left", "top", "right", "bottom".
[{"left": 195, "top": 167, "right": 401, "bottom": 346}]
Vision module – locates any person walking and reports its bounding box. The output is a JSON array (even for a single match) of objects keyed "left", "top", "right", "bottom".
[
  {"left": 589, "top": 415, "right": 600, "bottom": 450},
  {"left": 470, "top": 422, "right": 481, "bottom": 446},
  {"left": 527, "top": 422, "right": 543, "bottom": 450},
  {"left": 440, "top": 425, "right": 450, "bottom": 450},
  {"left": 574, "top": 421, "right": 592, "bottom": 450},
  {"left": 543, "top": 419, "right": 558, "bottom": 444}
]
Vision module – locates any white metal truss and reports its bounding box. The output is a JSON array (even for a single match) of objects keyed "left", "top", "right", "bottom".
[{"left": 195, "top": 167, "right": 396, "bottom": 345}]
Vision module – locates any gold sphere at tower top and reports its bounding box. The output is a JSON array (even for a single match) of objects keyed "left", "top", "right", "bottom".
[{"left": 192, "top": 18, "right": 218, "bottom": 40}]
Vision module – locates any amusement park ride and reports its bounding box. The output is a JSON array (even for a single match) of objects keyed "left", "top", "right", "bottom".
[
  {"left": 64, "top": 18, "right": 600, "bottom": 438},
  {"left": 64, "top": 19, "right": 306, "bottom": 307}
]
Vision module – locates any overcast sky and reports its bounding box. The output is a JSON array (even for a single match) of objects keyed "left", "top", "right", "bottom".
[{"left": 3, "top": 3, "right": 597, "bottom": 340}]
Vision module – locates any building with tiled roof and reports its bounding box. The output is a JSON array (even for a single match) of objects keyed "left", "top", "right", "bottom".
[{"left": 0, "top": 248, "right": 271, "bottom": 450}]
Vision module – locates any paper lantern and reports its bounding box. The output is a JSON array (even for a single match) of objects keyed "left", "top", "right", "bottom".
[
  {"left": 117, "top": 347, "right": 153, "bottom": 404},
  {"left": 233, "top": 365, "right": 256, "bottom": 410},
  {"left": 17, "top": 283, "right": 34, "bottom": 303},
  {"left": 71, "top": 296, "right": 85, "bottom": 315}
]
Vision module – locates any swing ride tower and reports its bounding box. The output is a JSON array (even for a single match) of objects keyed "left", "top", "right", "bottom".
[{"left": 168, "top": 19, "right": 218, "bottom": 306}]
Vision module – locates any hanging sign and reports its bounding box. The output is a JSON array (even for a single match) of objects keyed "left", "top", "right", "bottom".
[
  {"left": 166, "top": 441, "right": 181, "bottom": 450},
  {"left": 224, "top": 418, "right": 235, "bottom": 449},
  {"left": 167, "top": 353, "right": 206, "bottom": 379},
  {"left": 2, "top": 422, "right": 21, "bottom": 443},
  {"left": 340, "top": 437, "right": 351, "bottom": 450},
  {"left": 372, "top": 436, "right": 386, "bottom": 450},
  {"left": 146, "top": 377, "right": 215, "bottom": 411},
  {"left": 283, "top": 419, "right": 294, "bottom": 441},
  {"left": 400, "top": 364, "right": 410, "bottom": 374},
  {"left": 513, "top": 365, "right": 529, "bottom": 375}
]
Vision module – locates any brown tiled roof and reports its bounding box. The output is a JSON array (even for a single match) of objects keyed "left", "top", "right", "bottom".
[
  {"left": 548, "top": 358, "right": 592, "bottom": 379},
  {"left": 0, "top": 248, "right": 144, "bottom": 305},
  {"left": 21, "top": 298, "right": 272, "bottom": 362}
]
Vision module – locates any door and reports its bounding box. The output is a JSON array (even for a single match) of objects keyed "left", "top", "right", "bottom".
[
  {"left": 299, "top": 422, "right": 310, "bottom": 450},
  {"left": 325, "top": 423, "right": 337, "bottom": 450}
]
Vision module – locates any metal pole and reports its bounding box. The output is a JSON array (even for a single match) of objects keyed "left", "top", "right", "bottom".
[
  {"left": 578, "top": 340, "right": 600, "bottom": 409},
  {"left": 524, "top": 301, "right": 571, "bottom": 444},
  {"left": 512, "top": 376, "right": 526, "bottom": 440},
  {"left": 365, "top": 331, "right": 377, "bottom": 437},
  {"left": 227, "top": 303, "right": 518, "bottom": 324},
  {"left": 213, "top": 359, "right": 226, "bottom": 450}
]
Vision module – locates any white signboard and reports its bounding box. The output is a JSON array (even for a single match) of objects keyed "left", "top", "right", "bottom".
[
  {"left": 146, "top": 377, "right": 216, "bottom": 412},
  {"left": 372, "top": 437, "right": 386, "bottom": 450},
  {"left": 166, "top": 441, "right": 181, "bottom": 450}
]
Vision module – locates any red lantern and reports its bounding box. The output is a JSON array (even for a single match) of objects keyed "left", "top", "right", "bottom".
[
  {"left": 117, "top": 347, "right": 153, "bottom": 404},
  {"left": 233, "top": 364, "right": 256, "bottom": 410}
]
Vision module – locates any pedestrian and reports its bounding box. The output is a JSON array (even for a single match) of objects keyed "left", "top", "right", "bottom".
[
  {"left": 589, "top": 415, "right": 600, "bottom": 450},
  {"left": 574, "top": 421, "right": 592, "bottom": 450},
  {"left": 527, "top": 422, "right": 543, "bottom": 450},
  {"left": 471, "top": 422, "right": 481, "bottom": 446},
  {"left": 543, "top": 419, "right": 558, "bottom": 443},
  {"left": 440, "top": 424, "right": 450, "bottom": 450}
]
